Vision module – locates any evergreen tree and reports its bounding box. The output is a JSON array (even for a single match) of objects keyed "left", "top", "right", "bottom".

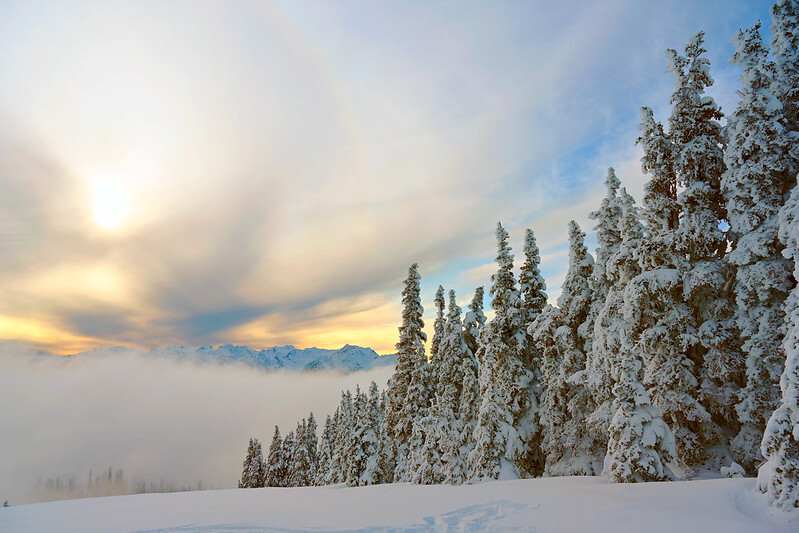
[
  {"left": 724, "top": 23, "right": 796, "bottom": 473},
  {"left": 430, "top": 285, "right": 446, "bottom": 362},
  {"left": 603, "top": 347, "right": 676, "bottom": 483},
  {"left": 470, "top": 223, "right": 538, "bottom": 479},
  {"left": 316, "top": 415, "right": 335, "bottom": 485},
  {"left": 771, "top": 0, "right": 799, "bottom": 133},
  {"left": 529, "top": 304, "right": 568, "bottom": 475},
  {"left": 540, "top": 221, "right": 604, "bottom": 475},
  {"left": 289, "top": 420, "right": 313, "bottom": 487},
  {"left": 758, "top": 177, "right": 799, "bottom": 509},
  {"left": 265, "top": 426, "right": 286, "bottom": 487},
  {"left": 331, "top": 390, "right": 354, "bottom": 484},
  {"left": 359, "top": 382, "right": 385, "bottom": 485},
  {"left": 345, "top": 386, "right": 368, "bottom": 486},
  {"left": 585, "top": 168, "right": 623, "bottom": 355},
  {"left": 384, "top": 264, "right": 429, "bottom": 482},
  {"left": 599, "top": 192, "right": 676, "bottom": 483},
  {"left": 305, "top": 412, "right": 319, "bottom": 484},
  {"left": 453, "top": 354, "right": 479, "bottom": 484},
  {"left": 665, "top": 32, "right": 728, "bottom": 467},
  {"left": 580, "top": 170, "right": 625, "bottom": 415},
  {"left": 519, "top": 229, "right": 548, "bottom": 323},
  {"left": 463, "top": 287, "right": 486, "bottom": 356},
  {"left": 238, "top": 437, "right": 265, "bottom": 488},
  {"left": 281, "top": 430, "right": 296, "bottom": 487},
  {"left": 409, "top": 290, "right": 471, "bottom": 484},
  {"left": 637, "top": 107, "right": 679, "bottom": 272}
]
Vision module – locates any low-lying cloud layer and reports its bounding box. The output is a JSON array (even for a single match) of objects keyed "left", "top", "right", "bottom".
[{"left": 0, "top": 346, "right": 394, "bottom": 505}]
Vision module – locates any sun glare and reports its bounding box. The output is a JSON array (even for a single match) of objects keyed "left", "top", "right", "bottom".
[{"left": 91, "top": 180, "right": 127, "bottom": 230}]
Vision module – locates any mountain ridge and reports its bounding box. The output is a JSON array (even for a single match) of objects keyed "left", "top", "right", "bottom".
[{"left": 67, "top": 343, "right": 397, "bottom": 373}]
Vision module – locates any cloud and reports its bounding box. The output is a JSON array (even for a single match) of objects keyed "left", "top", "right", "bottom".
[
  {"left": 0, "top": 1, "right": 777, "bottom": 352},
  {"left": 0, "top": 347, "right": 395, "bottom": 505}
]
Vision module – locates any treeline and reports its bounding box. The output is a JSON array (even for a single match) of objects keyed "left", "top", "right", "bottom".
[
  {"left": 35, "top": 467, "right": 208, "bottom": 501},
  {"left": 240, "top": 1, "right": 799, "bottom": 510}
]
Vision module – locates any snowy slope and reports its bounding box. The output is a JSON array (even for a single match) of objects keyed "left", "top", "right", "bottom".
[
  {"left": 69, "top": 344, "right": 396, "bottom": 373},
  {"left": 2, "top": 477, "right": 796, "bottom": 533}
]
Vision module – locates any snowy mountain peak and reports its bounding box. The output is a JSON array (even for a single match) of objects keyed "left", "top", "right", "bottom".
[{"left": 68, "top": 343, "right": 397, "bottom": 373}]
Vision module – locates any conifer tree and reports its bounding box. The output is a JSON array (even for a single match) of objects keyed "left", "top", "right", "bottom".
[
  {"left": 238, "top": 437, "right": 266, "bottom": 488},
  {"left": 305, "top": 412, "right": 319, "bottom": 484},
  {"left": 345, "top": 387, "right": 368, "bottom": 486},
  {"left": 529, "top": 221, "right": 599, "bottom": 475},
  {"left": 585, "top": 169, "right": 623, "bottom": 353},
  {"left": 455, "top": 352, "right": 480, "bottom": 481},
  {"left": 316, "top": 415, "right": 335, "bottom": 485},
  {"left": 384, "top": 264, "right": 429, "bottom": 482},
  {"left": 665, "top": 32, "right": 729, "bottom": 467},
  {"left": 359, "top": 382, "right": 385, "bottom": 485},
  {"left": 289, "top": 420, "right": 312, "bottom": 487},
  {"left": 265, "top": 426, "right": 286, "bottom": 487},
  {"left": 597, "top": 190, "right": 677, "bottom": 483},
  {"left": 583, "top": 170, "right": 627, "bottom": 433},
  {"left": 281, "top": 430, "right": 296, "bottom": 487},
  {"left": 470, "top": 223, "right": 538, "bottom": 479},
  {"left": 603, "top": 348, "right": 676, "bottom": 483},
  {"left": 724, "top": 23, "right": 797, "bottom": 473},
  {"left": 771, "top": 0, "right": 799, "bottom": 133},
  {"left": 463, "top": 287, "right": 486, "bottom": 356},
  {"left": 409, "top": 290, "right": 471, "bottom": 484},
  {"left": 430, "top": 285, "right": 446, "bottom": 362},
  {"left": 529, "top": 304, "right": 568, "bottom": 474},
  {"left": 758, "top": 177, "right": 799, "bottom": 509},
  {"left": 519, "top": 229, "right": 548, "bottom": 324},
  {"left": 332, "top": 390, "right": 354, "bottom": 484}
]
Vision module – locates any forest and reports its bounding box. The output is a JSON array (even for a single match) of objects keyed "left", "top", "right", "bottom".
[{"left": 239, "top": 1, "right": 799, "bottom": 510}]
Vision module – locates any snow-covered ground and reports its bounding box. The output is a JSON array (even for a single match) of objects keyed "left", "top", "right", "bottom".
[{"left": 2, "top": 476, "right": 796, "bottom": 533}]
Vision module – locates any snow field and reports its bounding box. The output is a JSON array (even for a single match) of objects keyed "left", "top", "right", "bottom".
[{"left": 2, "top": 477, "right": 796, "bottom": 533}]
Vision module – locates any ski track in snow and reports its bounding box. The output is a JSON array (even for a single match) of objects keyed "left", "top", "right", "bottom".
[{"left": 132, "top": 501, "right": 538, "bottom": 533}]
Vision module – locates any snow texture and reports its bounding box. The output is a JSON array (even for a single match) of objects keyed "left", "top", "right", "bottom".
[{"left": 2, "top": 477, "right": 796, "bottom": 533}]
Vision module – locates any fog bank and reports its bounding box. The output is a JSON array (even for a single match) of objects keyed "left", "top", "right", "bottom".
[{"left": 0, "top": 346, "right": 394, "bottom": 504}]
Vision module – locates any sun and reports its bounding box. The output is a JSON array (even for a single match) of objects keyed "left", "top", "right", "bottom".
[{"left": 91, "top": 180, "right": 127, "bottom": 230}]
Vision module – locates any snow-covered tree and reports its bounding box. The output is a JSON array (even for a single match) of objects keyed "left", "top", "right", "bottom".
[
  {"left": 409, "top": 290, "right": 472, "bottom": 484},
  {"left": 384, "top": 264, "right": 429, "bottom": 482},
  {"left": 470, "top": 223, "right": 539, "bottom": 479},
  {"left": 667, "top": 31, "right": 727, "bottom": 261},
  {"left": 538, "top": 220, "right": 604, "bottom": 475},
  {"left": 238, "top": 437, "right": 265, "bottom": 488},
  {"left": 585, "top": 169, "right": 623, "bottom": 353},
  {"left": 316, "top": 415, "right": 335, "bottom": 485},
  {"left": 600, "top": 191, "right": 676, "bottom": 483},
  {"left": 603, "top": 350, "right": 676, "bottom": 483},
  {"left": 519, "top": 229, "right": 548, "bottom": 324},
  {"left": 281, "top": 430, "right": 296, "bottom": 486},
  {"left": 305, "top": 413, "right": 319, "bottom": 484},
  {"left": 359, "top": 382, "right": 385, "bottom": 486},
  {"left": 430, "top": 285, "right": 446, "bottom": 363},
  {"left": 265, "top": 426, "right": 286, "bottom": 487},
  {"left": 463, "top": 287, "right": 486, "bottom": 357},
  {"left": 289, "top": 420, "right": 313, "bottom": 487},
  {"left": 529, "top": 304, "right": 568, "bottom": 474},
  {"left": 345, "top": 387, "right": 368, "bottom": 486},
  {"left": 771, "top": 0, "right": 799, "bottom": 133},
  {"left": 724, "top": 23, "right": 797, "bottom": 473},
  {"left": 456, "top": 345, "right": 480, "bottom": 483},
  {"left": 665, "top": 32, "right": 729, "bottom": 467},
  {"left": 758, "top": 177, "right": 799, "bottom": 509}
]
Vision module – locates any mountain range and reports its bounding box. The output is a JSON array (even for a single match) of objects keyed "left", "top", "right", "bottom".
[{"left": 68, "top": 344, "right": 396, "bottom": 373}]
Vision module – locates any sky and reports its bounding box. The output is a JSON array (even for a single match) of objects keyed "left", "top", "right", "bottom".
[{"left": 0, "top": 0, "right": 776, "bottom": 355}]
